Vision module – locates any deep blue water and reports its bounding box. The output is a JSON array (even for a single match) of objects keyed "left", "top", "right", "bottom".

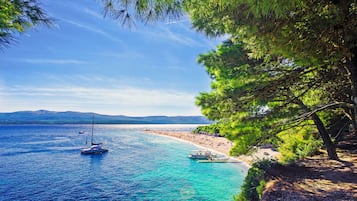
[{"left": 0, "top": 124, "right": 247, "bottom": 201}]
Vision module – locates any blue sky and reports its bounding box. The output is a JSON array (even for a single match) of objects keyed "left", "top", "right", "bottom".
[{"left": 0, "top": 0, "right": 223, "bottom": 116}]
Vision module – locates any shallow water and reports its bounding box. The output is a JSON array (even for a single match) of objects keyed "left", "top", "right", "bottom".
[{"left": 0, "top": 124, "right": 247, "bottom": 200}]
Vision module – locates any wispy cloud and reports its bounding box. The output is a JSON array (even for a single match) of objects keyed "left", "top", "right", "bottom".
[
  {"left": 19, "top": 58, "right": 86, "bottom": 65},
  {"left": 164, "top": 17, "right": 190, "bottom": 25},
  {"left": 83, "top": 8, "right": 103, "bottom": 19},
  {"left": 158, "top": 25, "right": 204, "bottom": 47},
  {"left": 4, "top": 85, "right": 195, "bottom": 105},
  {"left": 95, "top": 51, "right": 149, "bottom": 60},
  {"left": 61, "top": 19, "right": 122, "bottom": 43},
  {"left": 137, "top": 21, "right": 222, "bottom": 49},
  {"left": 39, "top": 74, "right": 153, "bottom": 88},
  {"left": 164, "top": 18, "right": 228, "bottom": 48},
  {"left": 0, "top": 84, "right": 201, "bottom": 116},
  {"left": 136, "top": 22, "right": 205, "bottom": 47}
]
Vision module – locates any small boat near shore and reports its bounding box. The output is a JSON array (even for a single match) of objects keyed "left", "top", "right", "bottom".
[
  {"left": 197, "top": 157, "right": 230, "bottom": 163},
  {"left": 188, "top": 150, "right": 216, "bottom": 160},
  {"left": 188, "top": 150, "right": 240, "bottom": 163}
]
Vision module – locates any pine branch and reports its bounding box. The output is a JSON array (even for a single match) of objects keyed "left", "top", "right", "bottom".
[{"left": 294, "top": 102, "right": 353, "bottom": 122}]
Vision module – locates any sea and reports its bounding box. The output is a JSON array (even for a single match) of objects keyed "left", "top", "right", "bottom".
[{"left": 0, "top": 124, "right": 247, "bottom": 201}]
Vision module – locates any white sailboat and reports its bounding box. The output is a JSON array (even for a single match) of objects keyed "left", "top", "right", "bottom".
[{"left": 81, "top": 115, "right": 108, "bottom": 155}]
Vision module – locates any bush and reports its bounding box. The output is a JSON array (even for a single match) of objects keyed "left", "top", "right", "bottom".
[
  {"left": 256, "top": 180, "right": 266, "bottom": 200},
  {"left": 192, "top": 124, "right": 224, "bottom": 136},
  {"left": 277, "top": 125, "right": 322, "bottom": 163},
  {"left": 234, "top": 159, "right": 274, "bottom": 201}
]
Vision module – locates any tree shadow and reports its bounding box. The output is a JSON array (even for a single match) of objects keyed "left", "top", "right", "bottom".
[
  {"left": 262, "top": 188, "right": 356, "bottom": 201},
  {"left": 263, "top": 154, "right": 357, "bottom": 201}
]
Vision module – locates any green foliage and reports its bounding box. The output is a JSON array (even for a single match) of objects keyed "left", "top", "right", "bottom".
[
  {"left": 194, "top": 37, "right": 344, "bottom": 161},
  {"left": 0, "top": 0, "right": 51, "bottom": 47},
  {"left": 186, "top": 0, "right": 356, "bottom": 68},
  {"left": 278, "top": 124, "right": 323, "bottom": 163},
  {"left": 101, "top": 0, "right": 184, "bottom": 26},
  {"left": 224, "top": 116, "right": 269, "bottom": 155},
  {"left": 234, "top": 166, "right": 264, "bottom": 201},
  {"left": 256, "top": 180, "right": 266, "bottom": 200},
  {"left": 192, "top": 123, "right": 223, "bottom": 136},
  {"left": 234, "top": 159, "right": 274, "bottom": 201}
]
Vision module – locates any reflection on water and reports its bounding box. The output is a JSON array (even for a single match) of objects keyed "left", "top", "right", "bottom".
[{"left": 87, "top": 153, "right": 107, "bottom": 171}]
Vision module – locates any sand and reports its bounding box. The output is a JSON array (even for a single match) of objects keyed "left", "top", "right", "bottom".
[{"left": 143, "top": 130, "right": 280, "bottom": 167}]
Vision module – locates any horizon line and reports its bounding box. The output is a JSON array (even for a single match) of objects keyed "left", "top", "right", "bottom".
[{"left": 0, "top": 109, "right": 207, "bottom": 117}]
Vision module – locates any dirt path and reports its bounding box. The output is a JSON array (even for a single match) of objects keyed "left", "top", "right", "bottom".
[{"left": 262, "top": 149, "right": 357, "bottom": 201}]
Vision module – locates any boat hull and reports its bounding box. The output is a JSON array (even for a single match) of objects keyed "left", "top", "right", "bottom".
[
  {"left": 81, "top": 145, "right": 108, "bottom": 155},
  {"left": 188, "top": 150, "right": 215, "bottom": 160},
  {"left": 81, "top": 148, "right": 108, "bottom": 155},
  {"left": 188, "top": 155, "right": 211, "bottom": 160}
]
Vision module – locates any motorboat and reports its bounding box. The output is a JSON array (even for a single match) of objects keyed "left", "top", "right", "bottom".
[{"left": 188, "top": 150, "right": 215, "bottom": 160}]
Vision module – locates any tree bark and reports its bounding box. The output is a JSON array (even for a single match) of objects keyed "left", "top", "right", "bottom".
[
  {"left": 310, "top": 113, "right": 339, "bottom": 160},
  {"left": 295, "top": 98, "right": 339, "bottom": 160},
  {"left": 348, "top": 46, "right": 357, "bottom": 137}
]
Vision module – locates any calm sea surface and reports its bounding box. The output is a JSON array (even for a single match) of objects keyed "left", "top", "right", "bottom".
[{"left": 0, "top": 124, "right": 247, "bottom": 201}]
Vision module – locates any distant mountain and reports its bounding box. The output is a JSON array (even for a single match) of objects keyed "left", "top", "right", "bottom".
[{"left": 0, "top": 110, "right": 212, "bottom": 124}]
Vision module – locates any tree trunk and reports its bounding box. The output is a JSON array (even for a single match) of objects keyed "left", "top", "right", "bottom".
[
  {"left": 350, "top": 108, "right": 357, "bottom": 135},
  {"left": 348, "top": 46, "right": 357, "bottom": 137},
  {"left": 310, "top": 113, "right": 339, "bottom": 160},
  {"left": 295, "top": 98, "right": 339, "bottom": 160}
]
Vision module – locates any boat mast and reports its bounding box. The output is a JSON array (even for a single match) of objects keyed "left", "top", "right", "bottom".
[{"left": 91, "top": 114, "right": 94, "bottom": 145}]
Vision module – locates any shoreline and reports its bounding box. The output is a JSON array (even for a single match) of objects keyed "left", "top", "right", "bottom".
[
  {"left": 146, "top": 131, "right": 227, "bottom": 155},
  {"left": 143, "top": 130, "right": 280, "bottom": 168}
]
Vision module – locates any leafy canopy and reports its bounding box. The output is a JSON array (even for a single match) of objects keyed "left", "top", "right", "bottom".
[{"left": 0, "top": 0, "right": 51, "bottom": 48}]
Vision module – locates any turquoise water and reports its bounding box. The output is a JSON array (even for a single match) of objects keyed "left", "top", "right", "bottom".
[{"left": 0, "top": 124, "right": 247, "bottom": 200}]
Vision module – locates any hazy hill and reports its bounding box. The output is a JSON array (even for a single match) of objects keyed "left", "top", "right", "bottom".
[{"left": 0, "top": 110, "right": 212, "bottom": 124}]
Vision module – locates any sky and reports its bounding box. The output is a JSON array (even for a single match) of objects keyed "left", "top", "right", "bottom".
[{"left": 0, "top": 0, "right": 223, "bottom": 116}]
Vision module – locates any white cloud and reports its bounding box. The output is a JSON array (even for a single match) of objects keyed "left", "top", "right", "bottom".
[
  {"left": 19, "top": 58, "right": 86, "bottom": 65},
  {"left": 135, "top": 20, "right": 223, "bottom": 49},
  {"left": 0, "top": 84, "right": 202, "bottom": 116},
  {"left": 37, "top": 73, "right": 154, "bottom": 89},
  {"left": 135, "top": 22, "right": 205, "bottom": 47},
  {"left": 61, "top": 19, "right": 122, "bottom": 43},
  {"left": 95, "top": 51, "right": 149, "bottom": 60},
  {"left": 164, "top": 19, "right": 190, "bottom": 25},
  {"left": 83, "top": 8, "right": 103, "bottom": 19},
  {"left": 165, "top": 18, "right": 229, "bottom": 48},
  {"left": 157, "top": 25, "right": 204, "bottom": 47}
]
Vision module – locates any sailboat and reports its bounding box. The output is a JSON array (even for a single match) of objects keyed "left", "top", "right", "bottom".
[{"left": 80, "top": 114, "right": 108, "bottom": 155}]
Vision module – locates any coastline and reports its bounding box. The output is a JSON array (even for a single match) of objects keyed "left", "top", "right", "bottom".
[{"left": 143, "top": 130, "right": 280, "bottom": 168}]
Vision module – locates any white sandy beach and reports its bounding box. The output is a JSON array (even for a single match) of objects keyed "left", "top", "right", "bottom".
[{"left": 144, "top": 130, "right": 280, "bottom": 167}]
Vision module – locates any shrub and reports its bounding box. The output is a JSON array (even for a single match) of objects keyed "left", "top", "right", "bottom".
[
  {"left": 234, "top": 159, "right": 274, "bottom": 201},
  {"left": 193, "top": 124, "right": 224, "bottom": 136},
  {"left": 277, "top": 125, "right": 322, "bottom": 163}
]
